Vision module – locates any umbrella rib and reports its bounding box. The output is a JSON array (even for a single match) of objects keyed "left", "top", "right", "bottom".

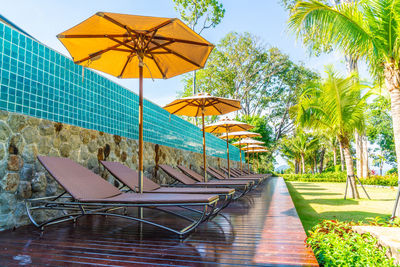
[
  {"left": 213, "top": 105, "right": 223, "bottom": 114},
  {"left": 144, "top": 29, "right": 158, "bottom": 51},
  {"left": 110, "top": 48, "right": 134, "bottom": 53},
  {"left": 148, "top": 53, "right": 166, "bottom": 78},
  {"left": 170, "top": 101, "right": 193, "bottom": 115},
  {"left": 118, "top": 53, "right": 135, "bottom": 78},
  {"left": 217, "top": 99, "right": 241, "bottom": 110},
  {"left": 150, "top": 40, "right": 201, "bottom": 68},
  {"left": 151, "top": 35, "right": 211, "bottom": 47},
  {"left": 57, "top": 34, "right": 129, "bottom": 38},
  {"left": 107, "top": 36, "right": 137, "bottom": 51},
  {"left": 74, "top": 40, "right": 131, "bottom": 64},
  {"left": 147, "top": 40, "right": 175, "bottom": 53},
  {"left": 100, "top": 13, "right": 131, "bottom": 32},
  {"left": 147, "top": 19, "right": 176, "bottom": 33}
]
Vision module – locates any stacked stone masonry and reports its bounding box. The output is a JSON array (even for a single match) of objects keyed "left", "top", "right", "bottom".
[{"left": 0, "top": 110, "right": 240, "bottom": 231}]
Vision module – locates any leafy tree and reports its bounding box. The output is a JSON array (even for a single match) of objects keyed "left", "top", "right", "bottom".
[
  {"left": 293, "top": 67, "right": 369, "bottom": 198},
  {"left": 173, "top": 0, "right": 225, "bottom": 33},
  {"left": 372, "top": 150, "right": 386, "bottom": 175},
  {"left": 288, "top": 0, "right": 400, "bottom": 200},
  {"left": 173, "top": 0, "right": 225, "bottom": 95},
  {"left": 180, "top": 31, "right": 318, "bottom": 140},
  {"left": 367, "top": 96, "right": 396, "bottom": 166}
]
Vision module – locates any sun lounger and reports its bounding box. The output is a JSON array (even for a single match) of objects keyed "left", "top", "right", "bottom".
[
  {"left": 100, "top": 161, "right": 235, "bottom": 212},
  {"left": 26, "top": 156, "right": 220, "bottom": 237},
  {"left": 158, "top": 165, "right": 253, "bottom": 199},
  {"left": 207, "top": 167, "right": 263, "bottom": 184},
  {"left": 221, "top": 167, "right": 267, "bottom": 180}
]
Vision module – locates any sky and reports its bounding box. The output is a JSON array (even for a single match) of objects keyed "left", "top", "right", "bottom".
[
  {"left": 2, "top": 0, "right": 381, "bottom": 171},
  {"left": 2, "top": 0, "right": 368, "bottom": 106}
]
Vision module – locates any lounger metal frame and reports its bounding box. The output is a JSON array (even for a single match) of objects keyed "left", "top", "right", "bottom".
[
  {"left": 163, "top": 168, "right": 253, "bottom": 200},
  {"left": 25, "top": 192, "right": 218, "bottom": 238}
]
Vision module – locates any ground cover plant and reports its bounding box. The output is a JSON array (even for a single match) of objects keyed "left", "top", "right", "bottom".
[
  {"left": 282, "top": 173, "right": 398, "bottom": 186},
  {"left": 307, "top": 220, "right": 396, "bottom": 266}
]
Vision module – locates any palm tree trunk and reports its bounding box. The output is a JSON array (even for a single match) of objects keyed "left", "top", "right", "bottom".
[
  {"left": 339, "top": 135, "right": 360, "bottom": 199},
  {"left": 301, "top": 154, "right": 305, "bottom": 174},
  {"left": 320, "top": 148, "right": 325, "bottom": 173},
  {"left": 384, "top": 63, "right": 400, "bottom": 215},
  {"left": 355, "top": 130, "right": 363, "bottom": 177},
  {"left": 333, "top": 146, "right": 337, "bottom": 166},
  {"left": 339, "top": 142, "right": 345, "bottom": 171},
  {"left": 362, "top": 135, "right": 369, "bottom": 177}
]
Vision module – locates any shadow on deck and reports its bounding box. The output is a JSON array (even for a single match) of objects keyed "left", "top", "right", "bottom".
[{"left": 0, "top": 177, "right": 317, "bottom": 266}]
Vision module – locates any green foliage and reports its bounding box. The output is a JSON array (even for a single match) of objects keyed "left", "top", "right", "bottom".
[
  {"left": 307, "top": 220, "right": 395, "bottom": 266},
  {"left": 283, "top": 172, "right": 398, "bottom": 186},
  {"left": 282, "top": 172, "right": 347, "bottom": 182},
  {"left": 180, "top": 31, "right": 318, "bottom": 140},
  {"left": 172, "top": 0, "right": 225, "bottom": 33},
  {"left": 288, "top": 0, "right": 400, "bottom": 90},
  {"left": 388, "top": 168, "right": 398, "bottom": 175},
  {"left": 294, "top": 66, "right": 369, "bottom": 140},
  {"left": 363, "top": 174, "right": 398, "bottom": 187},
  {"left": 367, "top": 96, "right": 396, "bottom": 165}
]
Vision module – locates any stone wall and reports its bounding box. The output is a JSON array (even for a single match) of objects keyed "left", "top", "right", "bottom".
[{"left": 0, "top": 111, "right": 240, "bottom": 231}]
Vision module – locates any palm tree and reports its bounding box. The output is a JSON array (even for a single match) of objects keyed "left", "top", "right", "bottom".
[
  {"left": 288, "top": 0, "right": 400, "bottom": 202},
  {"left": 281, "top": 132, "right": 319, "bottom": 173},
  {"left": 293, "top": 67, "right": 368, "bottom": 198},
  {"left": 281, "top": 137, "right": 302, "bottom": 174}
]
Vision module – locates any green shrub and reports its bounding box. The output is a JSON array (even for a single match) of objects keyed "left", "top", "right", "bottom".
[
  {"left": 362, "top": 175, "right": 398, "bottom": 187},
  {"left": 307, "top": 220, "right": 395, "bottom": 266},
  {"left": 387, "top": 168, "right": 398, "bottom": 175},
  {"left": 282, "top": 172, "right": 346, "bottom": 183},
  {"left": 282, "top": 172, "right": 398, "bottom": 186}
]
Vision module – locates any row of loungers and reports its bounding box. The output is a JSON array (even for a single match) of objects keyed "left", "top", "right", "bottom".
[{"left": 25, "top": 156, "right": 269, "bottom": 238}]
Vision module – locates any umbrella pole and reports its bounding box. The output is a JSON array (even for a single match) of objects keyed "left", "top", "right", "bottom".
[
  {"left": 138, "top": 61, "right": 144, "bottom": 220},
  {"left": 257, "top": 152, "right": 259, "bottom": 173},
  {"left": 252, "top": 150, "right": 255, "bottom": 173},
  {"left": 239, "top": 139, "right": 243, "bottom": 175},
  {"left": 201, "top": 108, "right": 207, "bottom": 182},
  {"left": 247, "top": 144, "right": 250, "bottom": 172},
  {"left": 226, "top": 129, "right": 230, "bottom": 178}
]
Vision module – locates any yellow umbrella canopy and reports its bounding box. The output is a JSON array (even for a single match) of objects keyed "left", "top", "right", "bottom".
[
  {"left": 163, "top": 92, "right": 241, "bottom": 116},
  {"left": 232, "top": 138, "right": 264, "bottom": 146},
  {"left": 219, "top": 131, "right": 261, "bottom": 173},
  {"left": 163, "top": 92, "right": 241, "bottom": 181},
  {"left": 219, "top": 131, "right": 261, "bottom": 139},
  {"left": 57, "top": 12, "right": 214, "bottom": 194},
  {"left": 204, "top": 117, "right": 253, "bottom": 134},
  {"left": 242, "top": 145, "right": 265, "bottom": 150},
  {"left": 57, "top": 12, "right": 214, "bottom": 79},
  {"left": 245, "top": 147, "right": 267, "bottom": 173},
  {"left": 205, "top": 117, "right": 253, "bottom": 178},
  {"left": 246, "top": 149, "right": 268, "bottom": 153}
]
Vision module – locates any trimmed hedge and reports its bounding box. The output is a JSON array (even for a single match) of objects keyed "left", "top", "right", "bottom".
[
  {"left": 282, "top": 172, "right": 346, "bottom": 183},
  {"left": 307, "top": 220, "right": 395, "bottom": 266},
  {"left": 282, "top": 172, "right": 398, "bottom": 186}
]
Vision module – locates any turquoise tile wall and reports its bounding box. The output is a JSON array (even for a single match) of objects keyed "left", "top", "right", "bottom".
[{"left": 0, "top": 21, "right": 244, "bottom": 161}]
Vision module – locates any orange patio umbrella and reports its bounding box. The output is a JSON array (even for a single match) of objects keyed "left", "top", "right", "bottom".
[
  {"left": 246, "top": 148, "right": 268, "bottom": 172},
  {"left": 239, "top": 141, "right": 266, "bottom": 173},
  {"left": 57, "top": 12, "right": 214, "bottom": 194},
  {"left": 219, "top": 131, "right": 261, "bottom": 174},
  {"left": 204, "top": 117, "right": 253, "bottom": 178},
  {"left": 163, "top": 92, "right": 241, "bottom": 181}
]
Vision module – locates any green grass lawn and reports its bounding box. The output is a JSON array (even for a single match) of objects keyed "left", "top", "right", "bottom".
[{"left": 286, "top": 181, "right": 397, "bottom": 233}]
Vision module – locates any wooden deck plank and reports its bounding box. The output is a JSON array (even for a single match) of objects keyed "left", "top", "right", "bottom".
[{"left": 0, "top": 177, "right": 317, "bottom": 266}]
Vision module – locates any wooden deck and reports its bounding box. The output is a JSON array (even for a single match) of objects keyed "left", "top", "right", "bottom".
[{"left": 0, "top": 177, "right": 318, "bottom": 266}]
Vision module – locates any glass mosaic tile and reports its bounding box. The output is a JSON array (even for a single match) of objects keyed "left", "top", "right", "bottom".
[{"left": 0, "top": 21, "right": 244, "bottom": 162}]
